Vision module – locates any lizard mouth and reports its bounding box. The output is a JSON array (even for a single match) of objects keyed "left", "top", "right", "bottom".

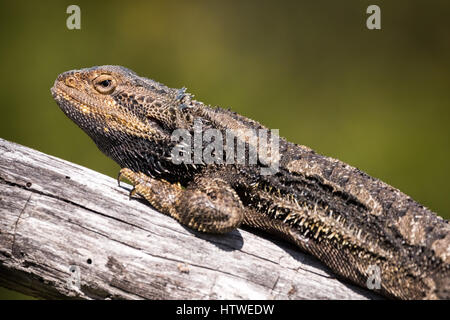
[
  {"left": 51, "top": 78, "right": 115, "bottom": 119},
  {"left": 51, "top": 80, "right": 94, "bottom": 115},
  {"left": 51, "top": 77, "right": 166, "bottom": 138}
]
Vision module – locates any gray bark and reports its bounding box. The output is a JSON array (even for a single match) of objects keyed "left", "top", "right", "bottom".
[{"left": 0, "top": 138, "right": 380, "bottom": 299}]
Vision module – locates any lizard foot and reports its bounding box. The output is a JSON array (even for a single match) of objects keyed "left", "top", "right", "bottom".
[{"left": 118, "top": 168, "right": 244, "bottom": 234}]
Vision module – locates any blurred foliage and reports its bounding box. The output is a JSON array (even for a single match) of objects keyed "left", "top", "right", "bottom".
[{"left": 0, "top": 0, "right": 449, "bottom": 299}]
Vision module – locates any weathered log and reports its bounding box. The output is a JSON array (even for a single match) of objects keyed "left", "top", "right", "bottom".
[{"left": 0, "top": 138, "right": 380, "bottom": 299}]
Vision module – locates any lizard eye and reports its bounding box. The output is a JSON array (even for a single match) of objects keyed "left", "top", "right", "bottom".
[{"left": 93, "top": 75, "right": 117, "bottom": 94}]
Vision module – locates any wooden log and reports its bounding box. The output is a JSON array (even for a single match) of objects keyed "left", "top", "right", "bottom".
[{"left": 0, "top": 138, "right": 380, "bottom": 299}]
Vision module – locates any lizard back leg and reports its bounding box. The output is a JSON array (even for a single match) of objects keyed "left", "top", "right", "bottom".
[{"left": 119, "top": 168, "right": 244, "bottom": 233}]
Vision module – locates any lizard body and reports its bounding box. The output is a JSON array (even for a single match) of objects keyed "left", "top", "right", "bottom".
[{"left": 51, "top": 65, "right": 449, "bottom": 299}]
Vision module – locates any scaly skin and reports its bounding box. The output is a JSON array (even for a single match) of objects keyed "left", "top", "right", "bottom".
[{"left": 51, "top": 65, "right": 449, "bottom": 299}]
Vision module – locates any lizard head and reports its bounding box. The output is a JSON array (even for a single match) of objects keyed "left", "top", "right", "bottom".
[
  {"left": 51, "top": 65, "right": 195, "bottom": 172},
  {"left": 51, "top": 65, "right": 193, "bottom": 136}
]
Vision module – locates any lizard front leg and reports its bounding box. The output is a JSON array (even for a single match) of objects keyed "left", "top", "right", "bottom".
[{"left": 118, "top": 168, "right": 244, "bottom": 233}]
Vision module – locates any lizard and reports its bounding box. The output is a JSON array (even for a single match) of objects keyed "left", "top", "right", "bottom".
[{"left": 51, "top": 65, "right": 450, "bottom": 299}]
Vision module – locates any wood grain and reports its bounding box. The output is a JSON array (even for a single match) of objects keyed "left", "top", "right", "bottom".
[{"left": 0, "top": 138, "right": 380, "bottom": 299}]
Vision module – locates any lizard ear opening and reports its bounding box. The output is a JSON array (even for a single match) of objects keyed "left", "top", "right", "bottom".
[{"left": 93, "top": 74, "right": 117, "bottom": 94}]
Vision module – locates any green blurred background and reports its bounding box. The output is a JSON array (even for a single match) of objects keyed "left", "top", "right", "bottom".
[{"left": 0, "top": 0, "right": 449, "bottom": 299}]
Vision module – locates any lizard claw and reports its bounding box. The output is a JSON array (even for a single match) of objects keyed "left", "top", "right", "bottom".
[
  {"left": 129, "top": 187, "right": 137, "bottom": 200},
  {"left": 118, "top": 168, "right": 143, "bottom": 200},
  {"left": 117, "top": 171, "right": 123, "bottom": 186}
]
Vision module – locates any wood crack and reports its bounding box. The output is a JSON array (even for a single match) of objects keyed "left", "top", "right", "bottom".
[{"left": 11, "top": 192, "right": 32, "bottom": 256}]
